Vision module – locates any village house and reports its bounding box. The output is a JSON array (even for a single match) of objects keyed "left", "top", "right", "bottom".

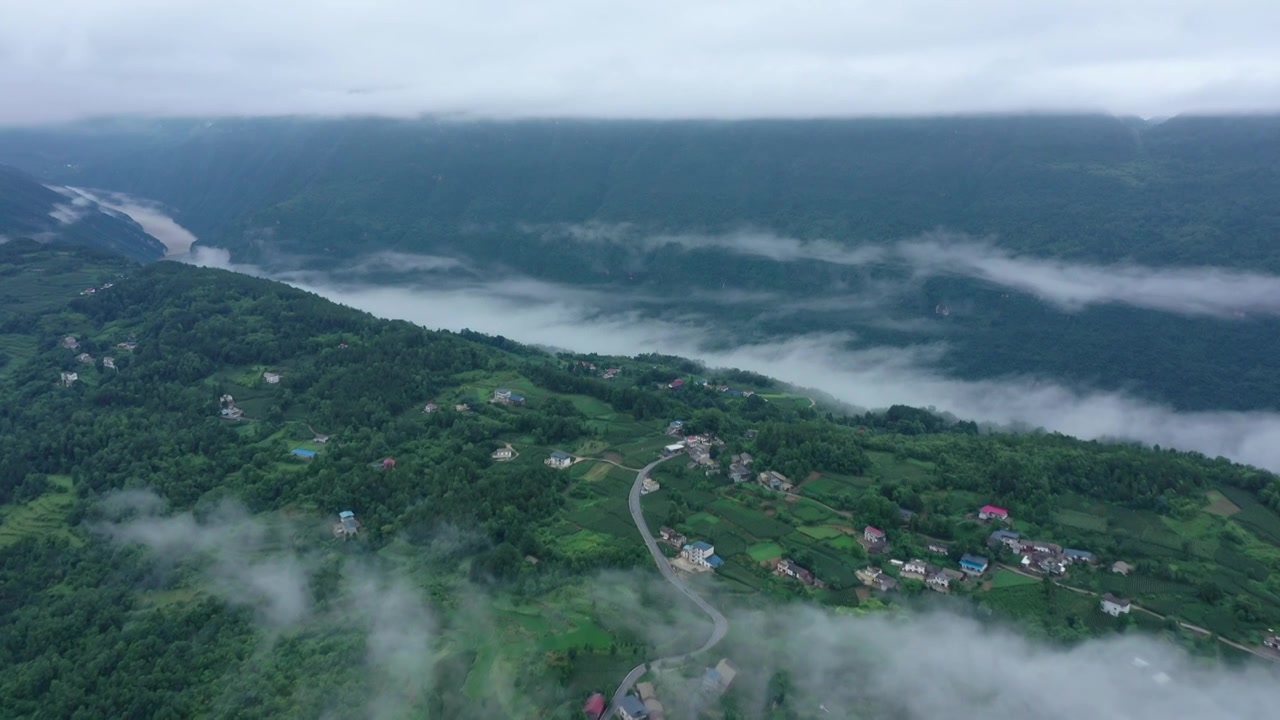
[
  {"left": 102, "top": 356, "right": 116, "bottom": 370},
  {"left": 864, "top": 526, "right": 886, "bottom": 543},
  {"left": 216, "top": 392, "right": 240, "bottom": 420},
  {"left": 334, "top": 510, "right": 359, "bottom": 539},
  {"left": 666, "top": 420, "right": 685, "bottom": 436},
  {"left": 927, "top": 542, "right": 951, "bottom": 555},
  {"left": 874, "top": 574, "right": 899, "bottom": 592},
  {"left": 380, "top": 457, "right": 396, "bottom": 471},
  {"left": 658, "top": 527, "right": 687, "bottom": 549},
  {"left": 602, "top": 367, "right": 620, "bottom": 379},
  {"left": 1101, "top": 593, "right": 1132, "bottom": 617},
  {"left": 959, "top": 554, "right": 989, "bottom": 576},
  {"left": 856, "top": 566, "right": 883, "bottom": 587},
  {"left": 901, "top": 559, "right": 934, "bottom": 581},
  {"left": 662, "top": 443, "right": 685, "bottom": 458},
  {"left": 641, "top": 477, "right": 661, "bottom": 495},
  {"left": 701, "top": 658, "right": 737, "bottom": 696},
  {"left": 60, "top": 371, "right": 78, "bottom": 387},
  {"left": 1022, "top": 552, "right": 1066, "bottom": 576},
  {"left": 454, "top": 403, "right": 470, "bottom": 412},
  {"left": 616, "top": 695, "right": 648, "bottom": 720},
  {"left": 759, "top": 470, "right": 793, "bottom": 492},
  {"left": 1064, "top": 549, "right": 1096, "bottom": 564},
  {"left": 1022, "top": 539, "right": 1063, "bottom": 555},
  {"left": 79, "top": 287, "right": 96, "bottom": 296},
  {"left": 116, "top": 340, "right": 137, "bottom": 351},
  {"left": 76, "top": 352, "right": 94, "bottom": 364},
  {"left": 776, "top": 558, "right": 817, "bottom": 586},
  {"left": 988, "top": 529, "right": 1021, "bottom": 550},
  {"left": 926, "top": 571, "right": 952, "bottom": 593},
  {"left": 62, "top": 336, "right": 79, "bottom": 350},
  {"left": 1263, "top": 635, "right": 1280, "bottom": 651},
  {"left": 979, "top": 504, "right": 1010, "bottom": 522},
  {"left": 313, "top": 435, "right": 329, "bottom": 444},
  {"left": 422, "top": 402, "right": 439, "bottom": 414},
  {"left": 491, "top": 447, "right": 514, "bottom": 461},
  {"left": 668, "top": 378, "right": 685, "bottom": 390},
  {"left": 636, "top": 682, "right": 665, "bottom": 720},
  {"left": 492, "top": 388, "right": 526, "bottom": 406},
  {"left": 545, "top": 450, "right": 573, "bottom": 469},
  {"left": 263, "top": 372, "right": 281, "bottom": 384},
  {"left": 682, "top": 541, "right": 724, "bottom": 570},
  {"left": 1111, "top": 561, "right": 1135, "bottom": 576}
]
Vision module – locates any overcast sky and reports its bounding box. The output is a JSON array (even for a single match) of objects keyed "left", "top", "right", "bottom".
[{"left": 1, "top": 0, "right": 1278, "bottom": 124}]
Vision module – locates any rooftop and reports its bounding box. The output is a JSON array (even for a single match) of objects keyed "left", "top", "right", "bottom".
[
  {"left": 549, "top": 450, "right": 571, "bottom": 459},
  {"left": 290, "top": 448, "right": 316, "bottom": 458},
  {"left": 618, "top": 695, "right": 646, "bottom": 716},
  {"left": 690, "top": 541, "right": 714, "bottom": 552}
]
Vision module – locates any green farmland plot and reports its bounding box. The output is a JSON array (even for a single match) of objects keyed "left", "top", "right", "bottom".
[
  {"left": 708, "top": 499, "right": 793, "bottom": 538},
  {"left": 798, "top": 525, "right": 845, "bottom": 540}
]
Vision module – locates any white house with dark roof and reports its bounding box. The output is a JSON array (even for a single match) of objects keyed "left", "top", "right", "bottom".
[
  {"left": 545, "top": 450, "right": 573, "bottom": 468},
  {"left": 263, "top": 372, "right": 281, "bottom": 384},
  {"left": 1101, "top": 593, "right": 1132, "bottom": 616},
  {"left": 617, "top": 695, "right": 648, "bottom": 720}
]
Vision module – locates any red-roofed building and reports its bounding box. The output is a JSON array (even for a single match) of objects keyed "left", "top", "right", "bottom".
[
  {"left": 382, "top": 457, "right": 397, "bottom": 471},
  {"left": 670, "top": 378, "right": 685, "bottom": 389},
  {"left": 583, "top": 692, "right": 606, "bottom": 720},
  {"left": 864, "top": 526, "right": 886, "bottom": 542},
  {"left": 979, "top": 505, "right": 1009, "bottom": 521}
]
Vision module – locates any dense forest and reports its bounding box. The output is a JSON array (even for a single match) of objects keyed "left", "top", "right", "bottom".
[
  {"left": 1, "top": 115, "right": 1278, "bottom": 413},
  {"left": 4, "top": 243, "right": 1280, "bottom": 718}
]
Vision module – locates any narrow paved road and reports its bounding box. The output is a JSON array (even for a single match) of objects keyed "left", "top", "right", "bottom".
[{"left": 604, "top": 455, "right": 730, "bottom": 717}]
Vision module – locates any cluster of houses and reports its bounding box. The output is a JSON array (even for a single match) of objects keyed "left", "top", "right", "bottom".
[
  {"left": 57, "top": 335, "right": 120, "bottom": 385},
  {"left": 218, "top": 394, "right": 244, "bottom": 419},
  {"left": 727, "top": 452, "right": 753, "bottom": 483},
  {"left": 661, "top": 421, "right": 722, "bottom": 473},
  {"left": 988, "top": 529, "right": 1096, "bottom": 576},
  {"left": 77, "top": 281, "right": 114, "bottom": 297},
  {"left": 569, "top": 361, "right": 622, "bottom": 380},
  {"left": 491, "top": 387, "right": 526, "bottom": 406}
]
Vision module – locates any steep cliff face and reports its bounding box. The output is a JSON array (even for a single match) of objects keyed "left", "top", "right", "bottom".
[{"left": 0, "top": 163, "right": 166, "bottom": 261}]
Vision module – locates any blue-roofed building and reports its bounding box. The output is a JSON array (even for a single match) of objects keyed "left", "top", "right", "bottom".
[
  {"left": 682, "top": 541, "right": 720, "bottom": 569},
  {"left": 959, "top": 554, "right": 989, "bottom": 575},
  {"left": 1065, "top": 548, "right": 1096, "bottom": 563},
  {"left": 290, "top": 448, "right": 316, "bottom": 459},
  {"left": 335, "top": 510, "right": 359, "bottom": 539},
  {"left": 616, "top": 694, "right": 648, "bottom": 720},
  {"left": 507, "top": 392, "right": 526, "bottom": 405}
]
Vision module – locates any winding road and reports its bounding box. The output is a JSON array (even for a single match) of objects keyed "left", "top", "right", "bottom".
[{"left": 604, "top": 455, "right": 730, "bottom": 717}]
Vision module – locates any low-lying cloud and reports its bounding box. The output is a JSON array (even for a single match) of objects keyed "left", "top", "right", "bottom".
[
  {"left": 69, "top": 187, "right": 197, "bottom": 256},
  {"left": 543, "top": 224, "right": 1280, "bottom": 318},
  {"left": 97, "top": 492, "right": 437, "bottom": 719},
  {"left": 597, "top": 571, "right": 1279, "bottom": 719}
]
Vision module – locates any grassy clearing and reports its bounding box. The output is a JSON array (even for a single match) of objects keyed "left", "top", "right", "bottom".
[
  {"left": 747, "top": 542, "right": 784, "bottom": 562},
  {"left": 709, "top": 499, "right": 793, "bottom": 538},
  {"left": 1054, "top": 508, "right": 1108, "bottom": 532},
  {"left": 581, "top": 462, "right": 611, "bottom": 482},
  {"left": 798, "top": 525, "right": 844, "bottom": 540},
  {"left": 866, "top": 451, "right": 936, "bottom": 484},
  {"left": 990, "top": 569, "right": 1040, "bottom": 589},
  {"left": 0, "top": 475, "right": 80, "bottom": 548},
  {"left": 825, "top": 535, "right": 857, "bottom": 551},
  {"left": 1203, "top": 490, "right": 1242, "bottom": 517}
]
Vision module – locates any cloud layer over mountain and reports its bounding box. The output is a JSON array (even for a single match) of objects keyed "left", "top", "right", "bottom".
[{"left": 3, "top": 1, "right": 1279, "bottom": 123}]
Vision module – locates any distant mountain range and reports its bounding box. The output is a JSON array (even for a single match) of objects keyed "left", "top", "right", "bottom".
[
  {"left": 0, "top": 163, "right": 165, "bottom": 262},
  {"left": 1, "top": 114, "right": 1278, "bottom": 413}
]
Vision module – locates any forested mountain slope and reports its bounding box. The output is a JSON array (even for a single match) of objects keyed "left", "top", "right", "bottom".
[
  {"left": 2, "top": 115, "right": 1279, "bottom": 415},
  {"left": 0, "top": 163, "right": 165, "bottom": 261},
  {"left": 3, "top": 245, "right": 1280, "bottom": 717},
  {"left": 1, "top": 115, "right": 1278, "bottom": 269}
]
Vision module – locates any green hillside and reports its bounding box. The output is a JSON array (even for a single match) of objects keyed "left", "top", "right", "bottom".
[{"left": 2, "top": 245, "right": 1280, "bottom": 717}]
